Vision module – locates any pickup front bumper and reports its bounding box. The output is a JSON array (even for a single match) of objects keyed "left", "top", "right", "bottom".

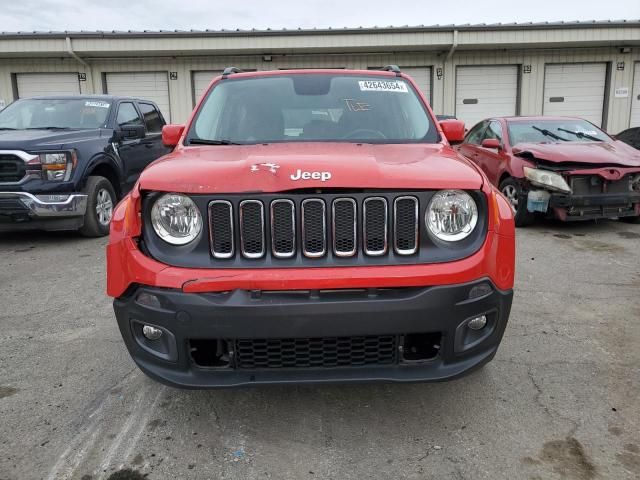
[
  {"left": 0, "top": 191, "right": 87, "bottom": 231},
  {"left": 114, "top": 279, "right": 513, "bottom": 388}
]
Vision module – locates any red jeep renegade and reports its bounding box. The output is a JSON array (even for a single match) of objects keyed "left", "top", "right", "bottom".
[{"left": 106, "top": 67, "right": 515, "bottom": 388}]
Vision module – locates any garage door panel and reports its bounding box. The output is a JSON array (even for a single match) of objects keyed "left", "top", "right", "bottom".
[
  {"left": 630, "top": 63, "right": 640, "bottom": 128},
  {"left": 192, "top": 71, "right": 222, "bottom": 106},
  {"left": 456, "top": 65, "right": 518, "bottom": 127},
  {"left": 401, "top": 67, "right": 432, "bottom": 105},
  {"left": 543, "top": 63, "right": 606, "bottom": 126},
  {"left": 105, "top": 72, "right": 171, "bottom": 122},
  {"left": 16, "top": 73, "right": 80, "bottom": 98}
]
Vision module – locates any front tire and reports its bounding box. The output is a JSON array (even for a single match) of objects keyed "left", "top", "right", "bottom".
[
  {"left": 499, "top": 177, "right": 535, "bottom": 227},
  {"left": 79, "top": 176, "right": 116, "bottom": 237}
]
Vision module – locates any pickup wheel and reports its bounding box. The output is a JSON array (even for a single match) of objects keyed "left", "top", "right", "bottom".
[
  {"left": 499, "top": 177, "right": 535, "bottom": 227},
  {"left": 79, "top": 176, "right": 116, "bottom": 237}
]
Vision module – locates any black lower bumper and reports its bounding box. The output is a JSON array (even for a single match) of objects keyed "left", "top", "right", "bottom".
[
  {"left": 0, "top": 192, "right": 86, "bottom": 232},
  {"left": 113, "top": 279, "right": 513, "bottom": 388},
  {"left": 549, "top": 191, "right": 640, "bottom": 221}
]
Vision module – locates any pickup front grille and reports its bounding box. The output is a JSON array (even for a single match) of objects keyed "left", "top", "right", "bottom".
[
  {"left": 0, "top": 155, "right": 26, "bottom": 183},
  {"left": 208, "top": 194, "right": 420, "bottom": 260}
]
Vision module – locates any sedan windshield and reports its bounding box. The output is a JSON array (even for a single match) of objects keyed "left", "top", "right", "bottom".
[
  {"left": 0, "top": 98, "right": 111, "bottom": 130},
  {"left": 187, "top": 74, "right": 436, "bottom": 144},
  {"left": 508, "top": 119, "right": 610, "bottom": 145}
]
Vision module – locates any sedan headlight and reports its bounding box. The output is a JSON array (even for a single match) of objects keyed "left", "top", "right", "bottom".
[
  {"left": 426, "top": 190, "right": 478, "bottom": 242},
  {"left": 37, "top": 151, "right": 76, "bottom": 181},
  {"left": 523, "top": 167, "right": 571, "bottom": 193},
  {"left": 151, "top": 193, "right": 202, "bottom": 245}
]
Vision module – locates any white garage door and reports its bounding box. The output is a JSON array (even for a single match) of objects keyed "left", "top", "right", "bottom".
[
  {"left": 456, "top": 65, "right": 518, "bottom": 128},
  {"left": 630, "top": 63, "right": 640, "bottom": 128},
  {"left": 192, "top": 71, "right": 222, "bottom": 106},
  {"left": 105, "top": 72, "right": 171, "bottom": 121},
  {"left": 16, "top": 73, "right": 80, "bottom": 98},
  {"left": 402, "top": 67, "right": 432, "bottom": 105},
  {"left": 543, "top": 63, "right": 607, "bottom": 127}
]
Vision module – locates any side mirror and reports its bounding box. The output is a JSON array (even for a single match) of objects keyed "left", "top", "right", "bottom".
[
  {"left": 162, "top": 124, "right": 185, "bottom": 148},
  {"left": 115, "top": 124, "right": 146, "bottom": 141},
  {"left": 439, "top": 120, "right": 465, "bottom": 144},
  {"left": 481, "top": 138, "right": 501, "bottom": 150}
]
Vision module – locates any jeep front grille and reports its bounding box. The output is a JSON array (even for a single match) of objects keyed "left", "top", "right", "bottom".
[{"left": 208, "top": 194, "right": 420, "bottom": 260}]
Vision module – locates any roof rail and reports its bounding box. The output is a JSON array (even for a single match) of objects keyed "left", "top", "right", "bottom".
[
  {"left": 222, "top": 66, "right": 244, "bottom": 78},
  {"left": 381, "top": 65, "right": 402, "bottom": 76}
]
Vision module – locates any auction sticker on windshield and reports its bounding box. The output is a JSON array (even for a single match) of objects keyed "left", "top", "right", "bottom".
[
  {"left": 358, "top": 80, "right": 408, "bottom": 93},
  {"left": 85, "top": 101, "right": 110, "bottom": 108}
]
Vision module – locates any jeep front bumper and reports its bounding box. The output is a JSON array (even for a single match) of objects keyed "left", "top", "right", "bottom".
[{"left": 114, "top": 279, "right": 513, "bottom": 388}]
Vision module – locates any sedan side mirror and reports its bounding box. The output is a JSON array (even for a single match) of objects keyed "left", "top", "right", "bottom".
[
  {"left": 439, "top": 120, "right": 466, "bottom": 144},
  {"left": 162, "top": 124, "right": 185, "bottom": 148},
  {"left": 115, "top": 124, "right": 146, "bottom": 141},
  {"left": 481, "top": 138, "right": 502, "bottom": 150}
]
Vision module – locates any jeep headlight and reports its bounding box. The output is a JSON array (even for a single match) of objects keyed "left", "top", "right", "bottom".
[
  {"left": 37, "top": 151, "right": 76, "bottom": 181},
  {"left": 523, "top": 167, "right": 571, "bottom": 193},
  {"left": 151, "top": 193, "right": 202, "bottom": 245},
  {"left": 426, "top": 190, "right": 478, "bottom": 242}
]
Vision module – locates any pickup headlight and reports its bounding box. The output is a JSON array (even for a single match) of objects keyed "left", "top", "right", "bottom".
[
  {"left": 523, "top": 167, "right": 571, "bottom": 194},
  {"left": 426, "top": 190, "right": 478, "bottom": 242},
  {"left": 36, "top": 151, "right": 76, "bottom": 181},
  {"left": 151, "top": 193, "right": 202, "bottom": 245}
]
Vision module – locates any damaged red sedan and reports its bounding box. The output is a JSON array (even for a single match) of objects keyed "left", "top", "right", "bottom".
[{"left": 457, "top": 116, "right": 640, "bottom": 226}]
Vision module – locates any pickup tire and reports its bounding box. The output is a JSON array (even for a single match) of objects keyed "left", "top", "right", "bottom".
[
  {"left": 499, "top": 177, "right": 535, "bottom": 227},
  {"left": 79, "top": 176, "right": 116, "bottom": 237}
]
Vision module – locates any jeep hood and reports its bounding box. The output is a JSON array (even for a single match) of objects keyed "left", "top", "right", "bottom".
[
  {"left": 512, "top": 140, "right": 640, "bottom": 167},
  {"left": 138, "top": 142, "right": 483, "bottom": 194}
]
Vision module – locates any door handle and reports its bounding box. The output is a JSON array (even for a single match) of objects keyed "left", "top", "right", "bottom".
[{"left": 144, "top": 143, "right": 154, "bottom": 149}]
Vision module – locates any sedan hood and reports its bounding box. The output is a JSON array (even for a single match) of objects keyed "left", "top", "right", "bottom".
[
  {"left": 138, "top": 142, "right": 484, "bottom": 194},
  {"left": 512, "top": 141, "right": 640, "bottom": 167}
]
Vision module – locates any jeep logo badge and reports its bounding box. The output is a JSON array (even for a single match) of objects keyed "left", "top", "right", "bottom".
[{"left": 290, "top": 169, "right": 332, "bottom": 182}]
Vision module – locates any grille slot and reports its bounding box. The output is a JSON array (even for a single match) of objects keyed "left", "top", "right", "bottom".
[
  {"left": 271, "top": 199, "right": 295, "bottom": 258},
  {"left": 332, "top": 198, "right": 357, "bottom": 257},
  {"left": 209, "top": 201, "right": 234, "bottom": 258},
  {"left": 234, "top": 335, "right": 398, "bottom": 369},
  {"left": 239, "top": 200, "right": 265, "bottom": 258},
  {"left": 301, "top": 199, "right": 326, "bottom": 257},
  {"left": 0, "top": 155, "right": 26, "bottom": 183},
  {"left": 363, "top": 197, "right": 388, "bottom": 256},
  {"left": 394, "top": 196, "right": 418, "bottom": 255}
]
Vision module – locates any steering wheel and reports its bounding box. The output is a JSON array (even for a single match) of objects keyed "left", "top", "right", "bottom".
[{"left": 342, "top": 128, "right": 387, "bottom": 140}]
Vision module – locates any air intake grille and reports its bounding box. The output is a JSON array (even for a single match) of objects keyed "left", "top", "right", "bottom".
[
  {"left": 234, "top": 335, "right": 398, "bottom": 369},
  {"left": 0, "top": 155, "right": 26, "bottom": 183},
  {"left": 239, "top": 200, "right": 265, "bottom": 258},
  {"left": 207, "top": 194, "right": 423, "bottom": 262}
]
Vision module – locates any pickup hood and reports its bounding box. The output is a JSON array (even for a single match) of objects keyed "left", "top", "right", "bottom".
[
  {"left": 138, "top": 142, "right": 484, "bottom": 194},
  {"left": 512, "top": 141, "right": 640, "bottom": 167},
  {"left": 0, "top": 128, "right": 107, "bottom": 150}
]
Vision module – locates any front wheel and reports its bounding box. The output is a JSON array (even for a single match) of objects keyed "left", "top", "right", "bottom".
[
  {"left": 499, "top": 177, "right": 535, "bottom": 227},
  {"left": 79, "top": 175, "right": 116, "bottom": 237}
]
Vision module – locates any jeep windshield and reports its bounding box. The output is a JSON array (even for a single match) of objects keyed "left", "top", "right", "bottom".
[
  {"left": 508, "top": 119, "right": 611, "bottom": 145},
  {"left": 0, "top": 98, "right": 111, "bottom": 130},
  {"left": 187, "top": 74, "right": 437, "bottom": 145}
]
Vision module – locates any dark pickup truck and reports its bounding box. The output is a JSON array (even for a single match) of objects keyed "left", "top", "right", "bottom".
[{"left": 0, "top": 95, "right": 171, "bottom": 236}]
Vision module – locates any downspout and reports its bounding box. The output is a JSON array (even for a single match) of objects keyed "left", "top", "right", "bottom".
[
  {"left": 65, "top": 36, "right": 89, "bottom": 68},
  {"left": 446, "top": 29, "right": 458, "bottom": 59}
]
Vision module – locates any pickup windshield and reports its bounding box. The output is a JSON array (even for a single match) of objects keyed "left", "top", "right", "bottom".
[
  {"left": 0, "top": 98, "right": 111, "bottom": 130},
  {"left": 508, "top": 119, "right": 610, "bottom": 145},
  {"left": 187, "top": 74, "right": 437, "bottom": 144}
]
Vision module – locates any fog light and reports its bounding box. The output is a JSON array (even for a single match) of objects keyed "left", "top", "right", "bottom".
[
  {"left": 468, "top": 315, "right": 487, "bottom": 330},
  {"left": 142, "top": 325, "right": 163, "bottom": 340}
]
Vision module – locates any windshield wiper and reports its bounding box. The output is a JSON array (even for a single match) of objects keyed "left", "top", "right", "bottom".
[
  {"left": 557, "top": 127, "right": 602, "bottom": 142},
  {"left": 25, "top": 126, "right": 73, "bottom": 130},
  {"left": 188, "top": 138, "right": 244, "bottom": 146},
  {"left": 0, "top": 127, "right": 16, "bottom": 130},
  {"left": 531, "top": 126, "right": 568, "bottom": 142}
]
